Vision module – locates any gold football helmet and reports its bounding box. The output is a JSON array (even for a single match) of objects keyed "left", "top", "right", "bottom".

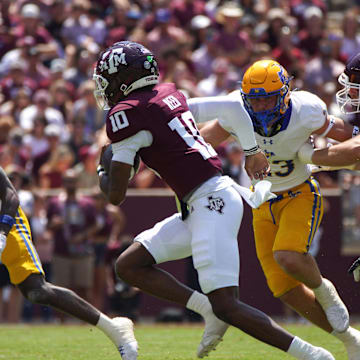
[{"left": 241, "top": 60, "right": 291, "bottom": 136}]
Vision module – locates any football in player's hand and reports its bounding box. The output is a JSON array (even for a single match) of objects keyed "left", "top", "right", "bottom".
[
  {"left": 100, "top": 144, "right": 113, "bottom": 174},
  {"left": 100, "top": 144, "right": 141, "bottom": 179}
]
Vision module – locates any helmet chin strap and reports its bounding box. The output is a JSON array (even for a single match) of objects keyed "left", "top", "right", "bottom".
[{"left": 122, "top": 75, "right": 159, "bottom": 96}]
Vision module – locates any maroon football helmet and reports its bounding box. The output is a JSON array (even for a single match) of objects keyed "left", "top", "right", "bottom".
[
  {"left": 336, "top": 53, "right": 360, "bottom": 114},
  {"left": 93, "top": 41, "right": 159, "bottom": 109}
]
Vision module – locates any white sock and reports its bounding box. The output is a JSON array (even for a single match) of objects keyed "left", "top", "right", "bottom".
[
  {"left": 96, "top": 313, "right": 115, "bottom": 338},
  {"left": 313, "top": 279, "right": 329, "bottom": 305},
  {"left": 332, "top": 327, "right": 354, "bottom": 344},
  {"left": 186, "top": 291, "right": 212, "bottom": 318},
  {"left": 287, "top": 336, "right": 314, "bottom": 359},
  {"left": 313, "top": 278, "right": 341, "bottom": 309}
]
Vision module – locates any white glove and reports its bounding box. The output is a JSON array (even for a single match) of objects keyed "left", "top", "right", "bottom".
[{"left": 0, "top": 234, "right": 7, "bottom": 262}]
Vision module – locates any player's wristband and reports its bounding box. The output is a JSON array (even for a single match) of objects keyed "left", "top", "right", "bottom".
[
  {"left": 0, "top": 215, "right": 15, "bottom": 228},
  {"left": 352, "top": 126, "right": 359, "bottom": 138},
  {"left": 97, "top": 165, "right": 106, "bottom": 176},
  {"left": 319, "top": 115, "right": 335, "bottom": 137},
  {"left": 244, "top": 145, "right": 261, "bottom": 157}
]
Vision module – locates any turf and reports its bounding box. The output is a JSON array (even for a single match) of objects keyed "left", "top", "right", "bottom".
[{"left": 0, "top": 323, "right": 351, "bottom": 359}]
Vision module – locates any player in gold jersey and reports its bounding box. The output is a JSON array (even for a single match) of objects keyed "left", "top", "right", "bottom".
[
  {"left": 189, "top": 59, "right": 360, "bottom": 359},
  {"left": 0, "top": 166, "right": 137, "bottom": 360}
]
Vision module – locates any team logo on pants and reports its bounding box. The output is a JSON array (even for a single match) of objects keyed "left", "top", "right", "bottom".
[{"left": 206, "top": 196, "right": 225, "bottom": 214}]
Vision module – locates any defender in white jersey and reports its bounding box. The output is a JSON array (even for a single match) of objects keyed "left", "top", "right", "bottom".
[{"left": 188, "top": 60, "right": 360, "bottom": 359}]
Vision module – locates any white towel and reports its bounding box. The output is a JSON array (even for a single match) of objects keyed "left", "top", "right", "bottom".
[{"left": 232, "top": 180, "right": 276, "bottom": 209}]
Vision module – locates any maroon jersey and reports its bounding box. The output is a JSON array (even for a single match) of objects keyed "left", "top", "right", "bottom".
[{"left": 106, "top": 83, "right": 222, "bottom": 199}]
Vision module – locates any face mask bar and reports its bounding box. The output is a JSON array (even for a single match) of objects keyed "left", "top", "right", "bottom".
[
  {"left": 336, "top": 73, "right": 360, "bottom": 114},
  {"left": 241, "top": 85, "right": 289, "bottom": 136},
  {"left": 93, "top": 72, "right": 110, "bottom": 110}
]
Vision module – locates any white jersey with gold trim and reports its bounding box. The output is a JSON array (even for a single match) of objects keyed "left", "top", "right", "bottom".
[{"left": 188, "top": 90, "right": 327, "bottom": 192}]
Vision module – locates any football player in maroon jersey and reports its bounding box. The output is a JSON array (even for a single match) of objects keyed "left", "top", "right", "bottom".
[{"left": 95, "top": 41, "right": 334, "bottom": 360}]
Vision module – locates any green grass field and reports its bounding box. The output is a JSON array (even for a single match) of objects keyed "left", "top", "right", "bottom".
[{"left": 0, "top": 323, "right": 351, "bottom": 359}]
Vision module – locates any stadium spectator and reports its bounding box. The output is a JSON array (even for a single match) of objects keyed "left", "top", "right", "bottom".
[
  {"left": 60, "top": 0, "right": 92, "bottom": 47},
  {"left": 0, "top": 87, "right": 32, "bottom": 124},
  {"left": 65, "top": 47, "right": 97, "bottom": 88},
  {"left": 66, "top": 116, "right": 92, "bottom": 165},
  {"left": 0, "top": 127, "right": 29, "bottom": 171},
  {"left": 0, "top": 264, "right": 22, "bottom": 323},
  {"left": 0, "top": 115, "right": 15, "bottom": 145},
  {"left": 22, "top": 116, "right": 49, "bottom": 159},
  {"left": 38, "top": 144, "right": 74, "bottom": 189},
  {"left": 31, "top": 123, "right": 61, "bottom": 185},
  {"left": 86, "top": 5, "right": 107, "bottom": 46},
  {"left": 46, "top": 169, "right": 97, "bottom": 308},
  {"left": 39, "top": 58, "right": 75, "bottom": 99},
  {"left": 25, "top": 45, "right": 50, "bottom": 86},
  {"left": 72, "top": 145, "right": 100, "bottom": 190},
  {"left": 0, "top": 59, "right": 36, "bottom": 103},
  {"left": 92, "top": 191, "right": 126, "bottom": 311},
  {"left": 271, "top": 26, "right": 306, "bottom": 79},
  {"left": 72, "top": 80, "right": 104, "bottom": 135},
  {"left": 297, "top": 6, "right": 326, "bottom": 58},
  {"left": 0, "top": 35, "right": 36, "bottom": 77},
  {"left": 289, "top": 0, "right": 327, "bottom": 30},
  {"left": 170, "top": 0, "right": 206, "bottom": 29},
  {"left": 189, "top": 14, "right": 212, "bottom": 51},
  {"left": 0, "top": 1, "right": 14, "bottom": 59},
  {"left": 12, "top": 3, "right": 58, "bottom": 60},
  {"left": 221, "top": 141, "right": 250, "bottom": 187},
  {"left": 146, "top": 8, "right": 187, "bottom": 60},
  {"left": 304, "top": 38, "right": 344, "bottom": 93},
  {"left": 105, "top": 234, "right": 141, "bottom": 321},
  {"left": 191, "top": 29, "right": 218, "bottom": 80},
  {"left": 338, "top": 10, "right": 360, "bottom": 64},
  {"left": 19, "top": 89, "right": 65, "bottom": 135},
  {"left": 256, "top": 8, "right": 289, "bottom": 49},
  {"left": 49, "top": 79, "right": 73, "bottom": 121},
  {"left": 45, "top": 0, "right": 67, "bottom": 47},
  {"left": 212, "top": 2, "right": 252, "bottom": 69},
  {"left": 196, "top": 57, "right": 238, "bottom": 96}
]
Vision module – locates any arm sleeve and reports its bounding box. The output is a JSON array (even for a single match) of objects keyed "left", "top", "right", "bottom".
[
  {"left": 111, "top": 130, "right": 153, "bottom": 165},
  {"left": 188, "top": 96, "right": 258, "bottom": 150}
]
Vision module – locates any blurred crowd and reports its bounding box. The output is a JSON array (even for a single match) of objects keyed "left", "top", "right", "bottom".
[{"left": 1, "top": 0, "right": 360, "bottom": 322}]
